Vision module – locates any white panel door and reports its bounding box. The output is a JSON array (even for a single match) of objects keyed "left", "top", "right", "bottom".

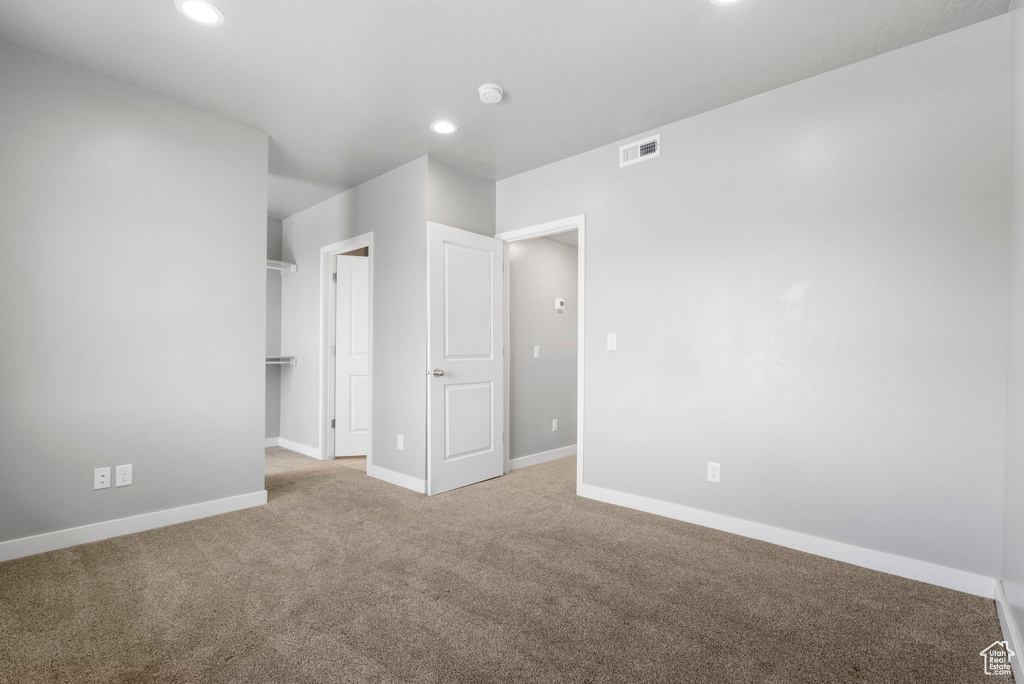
[
  {"left": 334, "top": 254, "right": 369, "bottom": 457},
  {"left": 427, "top": 222, "right": 504, "bottom": 495}
]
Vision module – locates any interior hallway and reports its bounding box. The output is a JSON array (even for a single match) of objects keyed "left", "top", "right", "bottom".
[{"left": 0, "top": 451, "right": 1002, "bottom": 683}]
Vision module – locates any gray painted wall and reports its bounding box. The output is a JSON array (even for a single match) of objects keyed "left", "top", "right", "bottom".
[
  {"left": 280, "top": 156, "right": 495, "bottom": 475},
  {"left": 0, "top": 43, "right": 268, "bottom": 543},
  {"left": 267, "top": 216, "right": 284, "bottom": 261},
  {"left": 266, "top": 218, "right": 283, "bottom": 439},
  {"left": 496, "top": 18, "right": 1010, "bottom": 577},
  {"left": 509, "top": 238, "right": 578, "bottom": 459},
  {"left": 281, "top": 157, "right": 428, "bottom": 476},
  {"left": 1004, "top": 0, "right": 1024, "bottom": 650},
  {"left": 280, "top": 156, "right": 494, "bottom": 478},
  {"left": 427, "top": 157, "right": 497, "bottom": 235}
]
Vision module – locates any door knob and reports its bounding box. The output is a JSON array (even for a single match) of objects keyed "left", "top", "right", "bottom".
[{"left": 431, "top": 368, "right": 445, "bottom": 377}]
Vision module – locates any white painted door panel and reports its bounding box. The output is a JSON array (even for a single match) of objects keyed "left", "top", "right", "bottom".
[
  {"left": 427, "top": 223, "right": 504, "bottom": 495},
  {"left": 335, "top": 254, "right": 369, "bottom": 457}
]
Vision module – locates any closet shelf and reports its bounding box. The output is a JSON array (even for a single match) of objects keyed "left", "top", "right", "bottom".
[
  {"left": 267, "top": 259, "right": 297, "bottom": 275},
  {"left": 266, "top": 356, "right": 296, "bottom": 366}
]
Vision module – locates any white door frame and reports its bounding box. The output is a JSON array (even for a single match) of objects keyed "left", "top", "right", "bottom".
[
  {"left": 495, "top": 214, "right": 585, "bottom": 491},
  {"left": 319, "top": 233, "right": 374, "bottom": 465}
]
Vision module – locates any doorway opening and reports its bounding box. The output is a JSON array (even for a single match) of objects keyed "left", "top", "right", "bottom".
[
  {"left": 320, "top": 234, "right": 374, "bottom": 472},
  {"left": 497, "top": 215, "right": 585, "bottom": 490},
  {"left": 504, "top": 230, "right": 578, "bottom": 472},
  {"left": 423, "top": 216, "right": 585, "bottom": 495}
]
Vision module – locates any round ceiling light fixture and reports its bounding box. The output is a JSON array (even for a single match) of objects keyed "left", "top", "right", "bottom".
[
  {"left": 478, "top": 84, "right": 504, "bottom": 104},
  {"left": 430, "top": 120, "right": 458, "bottom": 135},
  {"left": 175, "top": 0, "right": 225, "bottom": 26}
]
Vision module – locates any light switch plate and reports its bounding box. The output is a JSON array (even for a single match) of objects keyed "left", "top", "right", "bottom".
[
  {"left": 552, "top": 418, "right": 558, "bottom": 432},
  {"left": 607, "top": 333, "right": 617, "bottom": 351},
  {"left": 534, "top": 345, "right": 541, "bottom": 358},
  {"left": 115, "top": 464, "right": 133, "bottom": 487},
  {"left": 397, "top": 434, "right": 404, "bottom": 450}
]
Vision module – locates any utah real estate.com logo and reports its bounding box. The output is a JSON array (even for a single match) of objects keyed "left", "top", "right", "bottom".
[{"left": 979, "top": 641, "right": 1015, "bottom": 676}]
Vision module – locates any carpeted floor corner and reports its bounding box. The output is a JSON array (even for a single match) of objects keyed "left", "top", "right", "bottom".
[{"left": 0, "top": 449, "right": 1008, "bottom": 683}]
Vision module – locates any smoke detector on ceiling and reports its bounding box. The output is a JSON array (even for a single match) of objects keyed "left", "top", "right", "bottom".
[{"left": 478, "top": 84, "right": 504, "bottom": 104}]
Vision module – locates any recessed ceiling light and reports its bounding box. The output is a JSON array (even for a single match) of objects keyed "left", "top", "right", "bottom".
[
  {"left": 710, "top": 0, "right": 744, "bottom": 5},
  {"left": 430, "top": 120, "right": 458, "bottom": 135},
  {"left": 175, "top": 0, "right": 225, "bottom": 26}
]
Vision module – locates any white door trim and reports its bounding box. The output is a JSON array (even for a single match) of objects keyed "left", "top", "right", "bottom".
[
  {"left": 319, "top": 234, "right": 374, "bottom": 468},
  {"left": 495, "top": 214, "right": 585, "bottom": 491}
]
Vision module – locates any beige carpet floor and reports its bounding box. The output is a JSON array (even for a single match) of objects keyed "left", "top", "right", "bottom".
[
  {"left": 0, "top": 449, "right": 1007, "bottom": 683},
  {"left": 333, "top": 455, "right": 367, "bottom": 472}
]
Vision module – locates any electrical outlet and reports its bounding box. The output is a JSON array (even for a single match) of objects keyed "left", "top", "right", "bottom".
[
  {"left": 115, "top": 464, "right": 133, "bottom": 487},
  {"left": 707, "top": 462, "right": 721, "bottom": 483},
  {"left": 552, "top": 418, "right": 558, "bottom": 432},
  {"left": 534, "top": 345, "right": 541, "bottom": 359},
  {"left": 607, "top": 333, "right": 617, "bottom": 351},
  {"left": 397, "top": 434, "right": 404, "bottom": 450},
  {"left": 94, "top": 467, "right": 110, "bottom": 490}
]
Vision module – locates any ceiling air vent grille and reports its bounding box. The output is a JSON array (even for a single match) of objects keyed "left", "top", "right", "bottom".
[{"left": 620, "top": 134, "right": 660, "bottom": 167}]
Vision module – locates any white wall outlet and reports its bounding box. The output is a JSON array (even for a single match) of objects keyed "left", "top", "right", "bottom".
[
  {"left": 534, "top": 345, "right": 541, "bottom": 358},
  {"left": 552, "top": 418, "right": 558, "bottom": 432},
  {"left": 707, "top": 461, "right": 721, "bottom": 483},
  {"left": 607, "top": 333, "right": 617, "bottom": 351},
  {"left": 397, "top": 434, "right": 404, "bottom": 450},
  {"left": 94, "top": 467, "right": 110, "bottom": 490},
  {"left": 115, "top": 464, "right": 133, "bottom": 487}
]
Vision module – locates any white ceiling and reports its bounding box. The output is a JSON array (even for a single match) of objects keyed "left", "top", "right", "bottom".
[{"left": 0, "top": 0, "right": 1008, "bottom": 218}]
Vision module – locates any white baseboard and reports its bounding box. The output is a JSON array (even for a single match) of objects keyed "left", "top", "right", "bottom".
[
  {"left": 0, "top": 490, "right": 268, "bottom": 563},
  {"left": 277, "top": 438, "right": 320, "bottom": 459},
  {"left": 577, "top": 483, "right": 995, "bottom": 598},
  {"left": 996, "top": 580, "right": 1024, "bottom": 681},
  {"left": 264, "top": 437, "right": 280, "bottom": 448},
  {"left": 367, "top": 464, "right": 426, "bottom": 494},
  {"left": 509, "top": 444, "right": 576, "bottom": 471}
]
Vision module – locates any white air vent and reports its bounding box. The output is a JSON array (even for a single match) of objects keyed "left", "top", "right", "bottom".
[{"left": 619, "top": 134, "right": 660, "bottom": 167}]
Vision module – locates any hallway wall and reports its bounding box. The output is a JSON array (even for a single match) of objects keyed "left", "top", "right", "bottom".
[
  {"left": 509, "top": 237, "right": 578, "bottom": 460},
  {"left": 280, "top": 157, "right": 496, "bottom": 480}
]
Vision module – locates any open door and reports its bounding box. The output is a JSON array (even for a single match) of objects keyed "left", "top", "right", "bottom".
[
  {"left": 426, "top": 222, "right": 504, "bottom": 495},
  {"left": 334, "top": 254, "right": 369, "bottom": 457}
]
